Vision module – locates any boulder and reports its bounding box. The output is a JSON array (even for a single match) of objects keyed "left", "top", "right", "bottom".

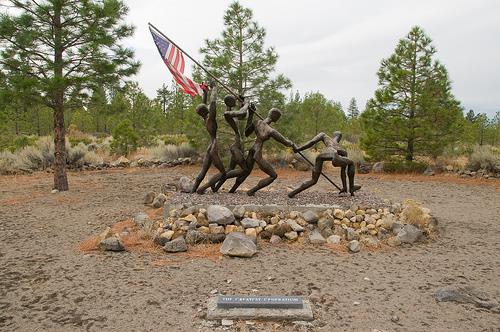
[
  {"left": 346, "top": 227, "right": 359, "bottom": 241},
  {"left": 99, "top": 236, "right": 125, "bottom": 252},
  {"left": 240, "top": 218, "right": 261, "bottom": 229},
  {"left": 178, "top": 176, "right": 194, "bottom": 193},
  {"left": 163, "top": 237, "right": 188, "bottom": 252},
  {"left": 318, "top": 217, "right": 333, "bottom": 231},
  {"left": 220, "top": 233, "right": 257, "bottom": 258},
  {"left": 207, "top": 205, "right": 235, "bottom": 225},
  {"left": 309, "top": 229, "right": 326, "bottom": 245},
  {"left": 232, "top": 206, "right": 246, "bottom": 219},
  {"left": 396, "top": 224, "right": 423, "bottom": 244},
  {"left": 245, "top": 228, "right": 257, "bottom": 241},
  {"left": 302, "top": 210, "right": 319, "bottom": 224},
  {"left": 272, "top": 223, "right": 292, "bottom": 237},
  {"left": 259, "top": 230, "right": 272, "bottom": 240}
]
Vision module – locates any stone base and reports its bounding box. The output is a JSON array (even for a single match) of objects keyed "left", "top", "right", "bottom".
[{"left": 206, "top": 297, "right": 314, "bottom": 321}]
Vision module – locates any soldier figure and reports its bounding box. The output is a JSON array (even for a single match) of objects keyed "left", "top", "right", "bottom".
[
  {"left": 191, "top": 83, "right": 227, "bottom": 194},
  {"left": 210, "top": 95, "right": 251, "bottom": 192},
  {"left": 224, "top": 106, "right": 297, "bottom": 196},
  {"left": 288, "top": 131, "right": 361, "bottom": 198}
]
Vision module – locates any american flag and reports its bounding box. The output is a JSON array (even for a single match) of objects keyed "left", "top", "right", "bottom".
[{"left": 149, "top": 26, "right": 205, "bottom": 97}]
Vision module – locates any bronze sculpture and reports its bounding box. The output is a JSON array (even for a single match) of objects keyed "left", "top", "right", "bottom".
[
  {"left": 288, "top": 131, "right": 361, "bottom": 197},
  {"left": 222, "top": 106, "right": 297, "bottom": 196},
  {"left": 210, "top": 95, "right": 251, "bottom": 192},
  {"left": 190, "top": 83, "right": 227, "bottom": 194}
]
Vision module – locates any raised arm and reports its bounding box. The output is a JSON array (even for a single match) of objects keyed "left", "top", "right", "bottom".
[
  {"left": 208, "top": 84, "right": 217, "bottom": 122},
  {"left": 296, "top": 133, "right": 326, "bottom": 152},
  {"left": 244, "top": 103, "right": 256, "bottom": 137},
  {"left": 225, "top": 101, "right": 249, "bottom": 120}
]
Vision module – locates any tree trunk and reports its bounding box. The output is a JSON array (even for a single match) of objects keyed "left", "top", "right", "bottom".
[
  {"left": 52, "top": 1, "right": 68, "bottom": 191},
  {"left": 406, "top": 138, "right": 414, "bottom": 161}
]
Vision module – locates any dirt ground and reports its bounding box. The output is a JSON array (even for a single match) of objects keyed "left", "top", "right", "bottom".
[{"left": 0, "top": 166, "right": 499, "bottom": 332}]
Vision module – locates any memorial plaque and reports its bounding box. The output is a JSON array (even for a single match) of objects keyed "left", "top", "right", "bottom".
[{"left": 217, "top": 295, "right": 304, "bottom": 309}]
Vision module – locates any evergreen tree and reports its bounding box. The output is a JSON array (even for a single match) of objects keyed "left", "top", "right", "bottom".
[
  {"left": 0, "top": 0, "right": 139, "bottom": 190},
  {"left": 361, "top": 26, "right": 463, "bottom": 160},
  {"left": 199, "top": 1, "right": 291, "bottom": 109},
  {"left": 347, "top": 97, "right": 360, "bottom": 119}
]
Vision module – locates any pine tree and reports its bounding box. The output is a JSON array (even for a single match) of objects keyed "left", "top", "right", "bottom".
[
  {"left": 0, "top": 0, "right": 139, "bottom": 190},
  {"left": 199, "top": 1, "right": 291, "bottom": 109},
  {"left": 347, "top": 97, "right": 360, "bottom": 119},
  {"left": 361, "top": 26, "right": 463, "bottom": 160}
]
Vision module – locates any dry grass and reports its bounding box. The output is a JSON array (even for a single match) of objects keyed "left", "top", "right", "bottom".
[
  {"left": 79, "top": 235, "right": 101, "bottom": 252},
  {"left": 400, "top": 199, "right": 427, "bottom": 227}
]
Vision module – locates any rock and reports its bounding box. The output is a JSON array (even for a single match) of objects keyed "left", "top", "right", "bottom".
[
  {"left": 392, "top": 222, "right": 403, "bottom": 234},
  {"left": 270, "top": 235, "right": 282, "bottom": 244},
  {"left": 333, "top": 209, "right": 345, "bottom": 219},
  {"left": 198, "top": 226, "right": 210, "bottom": 234},
  {"left": 348, "top": 240, "right": 360, "bottom": 253},
  {"left": 99, "top": 236, "right": 125, "bottom": 252},
  {"left": 240, "top": 218, "right": 261, "bottom": 229},
  {"left": 152, "top": 193, "right": 167, "bottom": 208},
  {"left": 232, "top": 206, "right": 246, "bottom": 219},
  {"left": 377, "top": 228, "right": 389, "bottom": 240},
  {"left": 344, "top": 209, "right": 356, "bottom": 219},
  {"left": 186, "top": 230, "right": 207, "bottom": 245},
  {"left": 178, "top": 176, "right": 194, "bottom": 193},
  {"left": 387, "top": 236, "right": 401, "bottom": 247},
  {"left": 361, "top": 236, "right": 379, "bottom": 247},
  {"left": 143, "top": 191, "right": 156, "bottom": 205},
  {"left": 163, "top": 237, "right": 187, "bottom": 252},
  {"left": 51, "top": 189, "right": 59, "bottom": 194},
  {"left": 309, "top": 229, "right": 326, "bottom": 245},
  {"left": 245, "top": 228, "right": 257, "bottom": 241},
  {"left": 424, "top": 166, "right": 435, "bottom": 176},
  {"left": 358, "top": 162, "right": 372, "bottom": 174},
  {"left": 111, "top": 156, "right": 130, "bottom": 167},
  {"left": 220, "top": 233, "right": 257, "bottom": 258},
  {"left": 372, "top": 161, "right": 384, "bottom": 173},
  {"left": 286, "top": 219, "right": 304, "bottom": 232},
  {"left": 259, "top": 230, "right": 272, "bottom": 240},
  {"left": 434, "top": 287, "right": 497, "bottom": 310},
  {"left": 209, "top": 224, "right": 225, "bottom": 234},
  {"left": 289, "top": 211, "right": 300, "bottom": 219},
  {"left": 98, "top": 227, "right": 113, "bottom": 242},
  {"left": 284, "top": 231, "right": 298, "bottom": 241},
  {"left": 272, "top": 223, "right": 292, "bottom": 237},
  {"left": 207, "top": 205, "right": 235, "bottom": 225},
  {"left": 180, "top": 214, "right": 197, "bottom": 224},
  {"left": 346, "top": 227, "right": 359, "bottom": 241},
  {"left": 225, "top": 225, "right": 239, "bottom": 234},
  {"left": 317, "top": 217, "right": 333, "bottom": 231},
  {"left": 302, "top": 210, "right": 319, "bottom": 224},
  {"left": 221, "top": 319, "right": 233, "bottom": 326},
  {"left": 397, "top": 224, "right": 423, "bottom": 244},
  {"left": 208, "top": 233, "right": 226, "bottom": 243},
  {"left": 326, "top": 235, "right": 341, "bottom": 244}
]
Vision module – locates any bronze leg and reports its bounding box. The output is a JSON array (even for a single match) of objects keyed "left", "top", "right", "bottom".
[
  {"left": 247, "top": 156, "right": 277, "bottom": 196},
  {"left": 191, "top": 151, "right": 212, "bottom": 193},
  {"left": 288, "top": 155, "right": 327, "bottom": 198}
]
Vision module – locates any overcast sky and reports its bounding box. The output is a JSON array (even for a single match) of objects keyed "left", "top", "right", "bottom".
[{"left": 124, "top": 0, "right": 500, "bottom": 117}]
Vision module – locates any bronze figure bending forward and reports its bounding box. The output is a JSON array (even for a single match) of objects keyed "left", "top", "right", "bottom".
[
  {"left": 224, "top": 107, "right": 297, "bottom": 196},
  {"left": 288, "top": 131, "right": 361, "bottom": 198},
  {"left": 191, "top": 84, "right": 227, "bottom": 194}
]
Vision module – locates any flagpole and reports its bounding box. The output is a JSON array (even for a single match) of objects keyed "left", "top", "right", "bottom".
[{"left": 148, "top": 23, "right": 342, "bottom": 192}]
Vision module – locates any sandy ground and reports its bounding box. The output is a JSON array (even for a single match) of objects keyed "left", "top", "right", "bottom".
[{"left": 0, "top": 166, "right": 499, "bottom": 332}]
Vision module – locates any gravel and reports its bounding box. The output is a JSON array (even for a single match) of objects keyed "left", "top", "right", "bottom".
[{"left": 167, "top": 190, "right": 388, "bottom": 210}]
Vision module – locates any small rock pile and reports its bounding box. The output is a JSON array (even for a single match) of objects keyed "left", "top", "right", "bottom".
[{"left": 116, "top": 198, "right": 437, "bottom": 256}]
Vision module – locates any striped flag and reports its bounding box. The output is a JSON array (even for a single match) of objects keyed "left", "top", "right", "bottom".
[{"left": 149, "top": 27, "right": 205, "bottom": 97}]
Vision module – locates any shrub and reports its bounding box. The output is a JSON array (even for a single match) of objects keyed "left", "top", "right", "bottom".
[
  {"left": 110, "top": 120, "right": 139, "bottom": 156},
  {"left": 0, "top": 151, "right": 19, "bottom": 174},
  {"left": 67, "top": 142, "right": 88, "bottom": 167},
  {"left": 158, "top": 134, "right": 189, "bottom": 146},
  {"left": 146, "top": 142, "right": 197, "bottom": 162},
  {"left": 383, "top": 160, "right": 428, "bottom": 174},
  {"left": 17, "top": 145, "right": 45, "bottom": 170},
  {"left": 82, "top": 151, "right": 103, "bottom": 165},
  {"left": 467, "top": 145, "right": 500, "bottom": 172}
]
